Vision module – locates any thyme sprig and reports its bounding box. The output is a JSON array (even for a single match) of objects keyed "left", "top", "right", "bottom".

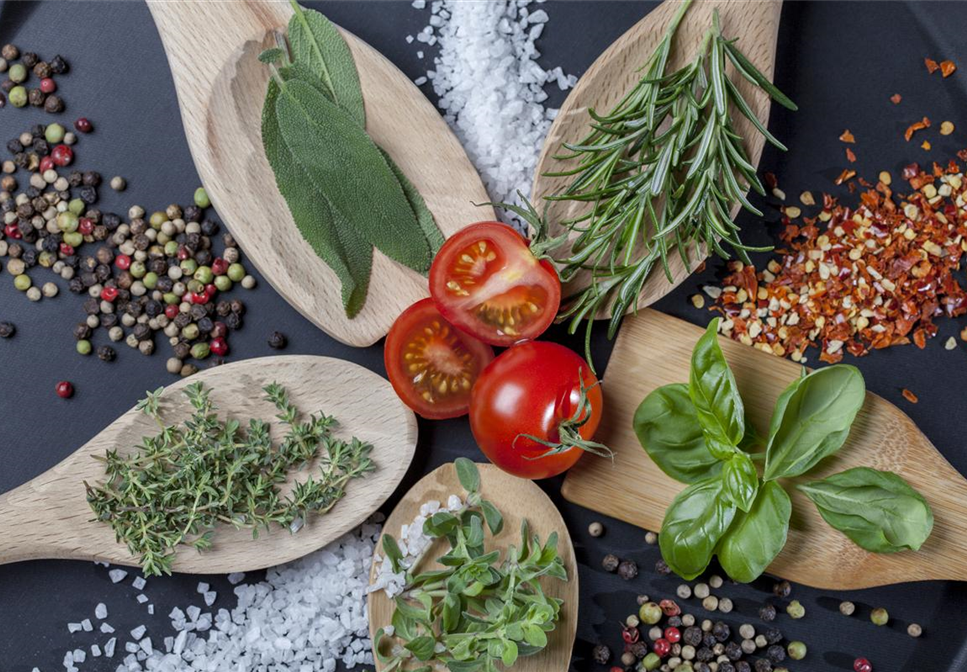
[
  {"left": 544, "top": 0, "right": 796, "bottom": 362},
  {"left": 375, "top": 459, "right": 567, "bottom": 672},
  {"left": 86, "top": 382, "right": 374, "bottom": 576}
]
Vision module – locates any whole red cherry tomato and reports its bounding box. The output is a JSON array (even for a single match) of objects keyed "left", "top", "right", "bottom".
[{"left": 469, "top": 341, "right": 606, "bottom": 479}]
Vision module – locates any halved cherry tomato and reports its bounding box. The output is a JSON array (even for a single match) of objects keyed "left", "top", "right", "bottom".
[
  {"left": 385, "top": 298, "right": 495, "bottom": 420},
  {"left": 469, "top": 341, "right": 606, "bottom": 479},
  {"left": 429, "top": 222, "right": 561, "bottom": 347}
]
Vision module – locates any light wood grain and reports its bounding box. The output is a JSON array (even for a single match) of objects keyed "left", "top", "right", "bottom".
[
  {"left": 367, "top": 463, "right": 578, "bottom": 671},
  {"left": 561, "top": 310, "right": 967, "bottom": 589},
  {"left": 532, "top": 0, "right": 781, "bottom": 316},
  {"left": 0, "top": 356, "right": 417, "bottom": 574},
  {"left": 147, "top": 0, "right": 493, "bottom": 348}
]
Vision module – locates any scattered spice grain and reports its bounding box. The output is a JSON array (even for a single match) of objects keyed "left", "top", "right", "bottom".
[
  {"left": 839, "top": 130, "right": 855, "bottom": 144},
  {"left": 940, "top": 121, "right": 955, "bottom": 136},
  {"left": 925, "top": 58, "right": 940, "bottom": 74},
  {"left": 891, "top": 93, "right": 902, "bottom": 105},
  {"left": 902, "top": 388, "right": 919, "bottom": 404},
  {"left": 905, "top": 117, "right": 931, "bottom": 141},
  {"left": 940, "top": 60, "right": 957, "bottom": 77}
]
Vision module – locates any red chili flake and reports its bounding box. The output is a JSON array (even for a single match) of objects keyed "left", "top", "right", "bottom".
[
  {"left": 834, "top": 169, "right": 856, "bottom": 185},
  {"left": 941, "top": 60, "right": 957, "bottom": 77},
  {"left": 846, "top": 148, "right": 857, "bottom": 163},
  {"left": 904, "top": 117, "right": 931, "bottom": 142},
  {"left": 891, "top": 93, "right": 902, "bottom": 105},
  {"left": 925, "top": 58, "right": 940, "bottom": 74},
  {"left": 922, "top": 140, "right": 932, "bottom": 151},
  {"left": 839, "top": 129, "right": 856, "bottom": 144},
  {"left": 902, "top": 389, "right": 919, "bottom": 404}
]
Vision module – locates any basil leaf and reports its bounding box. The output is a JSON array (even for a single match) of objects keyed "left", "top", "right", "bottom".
[
  {"left": 799, "top": 467, "right": 933, "bottom": 553},
  {"left": 689, "top": 318, "right": 744, "bottom": 452},
  {"left": 287, "top": 2, "right": 366, "bottom": 126},
  {"left": 659, "top": 478, "right": 736, "bottom": 580},
  {"left": 274, "top": 79, "right": 433, "bottom": 273},
  {"left": 634, "top": 383, "right": 722, "bottom": 484},
  {"left": 763, "top": 365, "right": 866, "bottom": 481},
  {"left": 721, "top": 451, "right": 758, "bottom": 512},
  {"left": 455, "top": 458, "right": 480, "bottom": 494},
  {"left": 262, "top": 80, "right": 371, "bottom": 317},
  {"left": 717, "top": 481, "right": 791, "bottom": 582}
]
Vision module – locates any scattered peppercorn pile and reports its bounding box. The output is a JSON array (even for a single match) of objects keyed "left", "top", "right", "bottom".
[{"left": 0, "top": 43, "right": 68, "bottom": 112}]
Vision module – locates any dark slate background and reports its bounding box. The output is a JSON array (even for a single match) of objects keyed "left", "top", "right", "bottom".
[{"left": 1, "top": 2, "right": 966, "bottom": 671}]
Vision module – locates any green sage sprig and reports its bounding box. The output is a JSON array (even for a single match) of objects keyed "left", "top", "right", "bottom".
[
  {"left": 633, "top": 319, "right": 933, "bottom": 582},
  {"left": 86, "top": 382, "right": 374, "bottom": 577},
  {"left": 375, "top": 458, "right": 567, "bottom": 672},
  {"left": 544, "top": 0, "right": 796, "bottom": 362}
]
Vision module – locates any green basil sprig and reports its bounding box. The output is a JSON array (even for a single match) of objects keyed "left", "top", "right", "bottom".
[{"left": 634, "top": 319, "right": 933, "bottom": 583}]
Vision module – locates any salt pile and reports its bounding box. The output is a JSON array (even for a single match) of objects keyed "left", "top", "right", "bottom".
[{"left": 410, "top": 0, "right": 576, "bottom": 226}]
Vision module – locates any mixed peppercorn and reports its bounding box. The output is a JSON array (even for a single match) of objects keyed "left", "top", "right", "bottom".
[{"left": 0, "top": 44, "right": 67, "bottom": 112}]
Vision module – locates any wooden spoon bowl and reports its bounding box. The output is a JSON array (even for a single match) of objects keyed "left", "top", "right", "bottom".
[
  {"left": 367, "top": 462, "right": 579, "bottom": 671},
  {"left": 0, "top": 356, "right": 417, "bottom": 574},
  {"left": 532, "top": 0, "right": 782, "bottom": 315},
  {"left": 147, "top": 1, "right": 493, "bottom": 348}
]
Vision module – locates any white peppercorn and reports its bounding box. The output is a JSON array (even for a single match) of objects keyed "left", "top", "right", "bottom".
[
  {"left": 588, "top": 521, "right": 604, "bottom": 537},
  {"left": 111, "top": 176, "right": 126, "bottom": 191},
  {"left": 694, "top": 583, "right": 710, "bottom": 599},
  {"left": 122, "top": 313, "right": 137, "bottom": 328},
  {"left": 63, "top": 132, "right": 77, "bottom": 145},
  {"left": 649, "top": 626, "right": 663, "bottom": 641},
  {"left": 26, "top": 286, "right": 41, "bottom": 301},
  {"left": 739, "top": 624, "right": 755, "bottom": 640},
  {"left": 41, "top": 282, "right": 58, "bottom": 298},
  {"left": 907, "top": 623, "right": 922, "bottom": 637},
  {"left": 741, "top": 639, "right": 756, "bottom": 655},
  {"left": 702, "top": 596, "right": 718, "bottom": 612},
  {"left": 241, "top": 274, "right": 256, "bottom": 289},
  {"left": 166, "top": 357, "right": 182, "bottom": 374},
  {"left": 839, "top": 601, "right": 855, "bottom": 616},
  {"left": 681, "top": 614, "right": 695, "bottom": 627},
  {"left": 677, "top": 584, "right": 692, "bottom": 599},
  {"left": 138, "top": 340, "right": 154, "bottom": 356},
  {"left": 125, "top": 333, "right": 139, "bottom": 348},
  {"left": 681, "top": 645, "right": 695, "bottom": 661},
  {"left": 755, "top": 635, "right": 768, "bottom": 648},
  {"left": 223, "top": 247, "right": 239, "bottom": 264},
  {"left": 644, "top": 531, "right": 658, "bottom": 545},
  {"left": 718, "top": 597, "right": 733, "bottom": 613},
  {"left": 86, "top": 315, "right": 99, "bottom": 329},
  {"left": 701, "top": 619, "right": 713, "bottom": 632},
  {"left": 128, "top": 205, "right": 145, "bottom": 219},
  {"left": 708, "top": 575, "right": 723, "bottom": 589}
]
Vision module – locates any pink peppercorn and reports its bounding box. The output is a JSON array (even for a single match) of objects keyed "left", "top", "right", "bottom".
[
  {"left": 55, "top": 381, "right": 74, "bottom": 399},
  {"left": 114, "top": 254, "right": 131, "bottom": 270},
  {"left": 653, "top": 638, "right": 671, "bottom": 658},
  {"left": 39, "top": 156, "right": 55, "bottom": 173},
  {"left": 854, "top": 659, "right": 872, "bottom": 672},
  {"left": 51, "top": 144, "right": 73, "bottom": 167},
  {"left": 74, "top": 117, "right": 93, "bottom": 133},
  {"left": 209, "top": 337, "right": 229, "bottom": 357},
  {"left": 40, "top": 77, "right": 56, "bottom": 94}
]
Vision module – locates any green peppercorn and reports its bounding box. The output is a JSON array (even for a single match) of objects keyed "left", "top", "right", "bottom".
[
  {"left": 871, "top": 607, "right": 889, "bottom": 626},
  {"left": 63, "top": 232, "right": 83, "bottom": 248},
  {"left": 143, "top": 272, "right": 159, "bottom": 290},
  {"left": 13, "top": 274, "right": 31, "bottom": 291},
  {"left": 639, "top": 601, "right": 662, "bottom": 625},
  {"left": 180, "top": 258, "right": 198, "bottom": 275},
  {"left": 57, "top": 211, "right": 79, "bottom": 233},
  {"left": 641, "top": 652, "right": 661, "bottom": 671},
  {"left": 69, "top": 198, "right": 86, "bottom": 215},
  {"left": 194, "top": 187, "right": 211, "bottom": 208},
  {"left": 163, "top": 292, "right": 179, "bottom": 305},
  {"left": 786, "top": 600, "right": 805, "bottom": 619},
  {"left": 227, "top": 262, "right": 245, "bottom": 282},
  {"left": 129, "top": 261, "right": 146, "bottom": 279},
  {"left": 150, "top": 211, "right": 167, "bottom": 228},
  {"left": 187, "top": 279, "right": 204, "bottom": 294},
  {"left": 182, "top": 323, "right": 200, "bottom": 341},
  {"left": 194, "top": 265, "right": 213, "bottom": 284},
  {"left": 9, "top": 85, "right": 27, "bottom": 107},
  {"left": 8, "top": 62, "right": 26, "bottom": 83},
  {"left": 76, "top": 339, "right": 92, "bottom": 355},
  {"left": 190, "top": 342, "right": 210, "bottom": 360},
  {"left": 164, "top": 240, "right": 179, "bottom": 257},
  {"left": 787, "top": 641, "right": 806, "bottom": 660},
  {"left": 45, "top": 123, "right": 66, "bottom": 144}
]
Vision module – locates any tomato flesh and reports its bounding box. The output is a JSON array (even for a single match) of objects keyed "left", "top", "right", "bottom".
[
  {"left": 469, "top": 341, "right": 602, "bottom": 479},
  {"left": 385, "top": 298, "right": 494, "bottom": 419},
  {"left": 430, "top": 222, "right": 560, "bottom": 346}
]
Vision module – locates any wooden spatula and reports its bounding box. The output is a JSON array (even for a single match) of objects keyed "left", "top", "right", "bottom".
[
  {"left": 532, "top": 0, "right": 782, "bottom": 315},
  {"left": 367, "top": 462, "right": 579, "bottom": 671},
  {"left": 0, "top": 356, "right": 417, "bottom": 574},
  {"left": 146, "top": 1, "right": 492, "bottom": 348},
  {"left": 561, "top": 310, "right": 967, "bottom": 589}
]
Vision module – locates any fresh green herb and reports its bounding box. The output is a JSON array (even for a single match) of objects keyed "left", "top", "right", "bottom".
[
  {"left": 85, "top": 383, "right": 374, "bottom": 576},
  {"left": 799, "top": 467, "right": 933, "bottom": 553},
  {"left": 634, "top": 318, "right": 932, "bottom": 582},
  {"left": 375, "top": 458, "right": 566, "bottom": 671},
  {"left": 260, "top": 2, "right": 443, "bottom": 317},
  {"left": 545, "top": 0, "right": 795, "bottom": 362}
]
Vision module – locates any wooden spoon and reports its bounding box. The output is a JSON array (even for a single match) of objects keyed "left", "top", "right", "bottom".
[
  {"left": 367, "top": 463, "right": 578, "bottom": 671},
  {"left": 0, "top": 356, "right": 417, "bottom": 574},
  {"left": 560, "top": 310, "right": 967, "bottom": 589},
  {"left": 532, "top": 0, "right": 782, "bottom": 316},
  {"left": 147, "top": 1, "right": 492, "bottom": 348}
]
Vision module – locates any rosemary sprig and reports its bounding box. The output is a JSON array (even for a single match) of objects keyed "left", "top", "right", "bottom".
[
  {"left": 86, "top": 382, "right": 374, "bottom": 576},
  {"left": 544, "top": 0, "right": 796, "bottom": 363}
]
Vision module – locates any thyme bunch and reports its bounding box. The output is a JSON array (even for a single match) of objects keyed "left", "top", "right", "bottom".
[
  {"left": 544, "top": 0, "right": 796, "bottom": 361},
  {"left": 86, "top": 382, "right": 374, "bottom": 576}
]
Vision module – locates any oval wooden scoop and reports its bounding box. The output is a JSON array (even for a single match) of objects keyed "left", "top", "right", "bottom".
[
  {"left": 367, "top": 463, "right": 579, "bottom": 671},
  {"left": 532, "top": 0, "right": 782, "bottom": 316},
  {"left": 561, "top": 310, "right": 967, "bottom": 589},
  {"left": 147, "top": 1, "right": 492, "bottom": 348},
  {"left": 0, "top": 356, "right": 417, "bottom": 574}
]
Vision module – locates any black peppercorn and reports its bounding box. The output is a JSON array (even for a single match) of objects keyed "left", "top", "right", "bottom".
[
  {"left": 197, "top": 317, "right": 213, "bottom": 334},
  {"left": 695, "top": 647, "right": 714, "bottom": 663},
  {"left": 0, "top": 322, "right": 15, "bottom": 338},
  {"left": 215, "top": 301, "right": 231, "bottom": 317},
  {"left": 44, "top": 95, "right": 64, "bottom": 113},
  {"left": 183, "top": 205, "right": 202, "bottom": 223},
  {"left": 725, "top": 641, "right": 742, "bottom": 661},
  {"left": 73, "top": 323, "right": 91, "bottom": 340},
  {"left": 630, "top": 641, "right": 648, "bottom": 659},
  {"left": 772, "top": 580, "right": 791, "bottom": 598},
  {"left": 173, "top": 313, "right": 191, "bottom": 329},
  {"left": 754, "top": 659, "right": 772, "bottom": 672},
  {"left": 145, "top": 301, "right": 162, "bottom": 318},
  {"left": 95, "top": 265, "right": 111, "bottom": 283},
  {"left": 712, "top": 622, "right": 731, "bottom": 642},
  {"left": 33, "top": 61, "right": 51, "bottom": 79},
  {"left": 149, "top": 258, "right": 167, "bottom": 275},
  {"left": 268, "top": 331, "right": 287, "bottom": 349},
  {"left": 100, "top": 313, "right": 118, "bottom": 329},
  {"left": 82, "top": 297, "right": 99, "bottom": 315},
  {"left": 765, "top": 644, "right": 785, "bottom": 663},
  {"left": 224, "top": 313, "right": 242, "bottom": 330},
  {"left": 696, "top": 663, "right": 713, "bottom": 672},
  {"left": 683, "top": 626, "right": 703, "bottom": 647},
  {"left": 702, "top": 633, "right": 717, "bottom": 649},
  {"left": 759, "top": 603, "right": 776, "bottom": 622},
  {"left": 591, "top": 644, "right": 610, "bottom": 665},
  {"left": 28, "top": 88, "right": 46, "bottom": 107},
  {"left": 133, "top": 324, "right": 151, "bottom": 341},
  {"left": 173, "top": 341, "right": 191, "bottom": 360},
  {"left": 157, "top": 277, "right": 173, "bottom": 293},
  {"left": 21, "top": 52, "right": 39, "bottom": 68},
  {"left": 736, "top": 662, "right": 751, "bottom": 672},
  {"left": 719, "top": 663, "right": 736, "bottom": 672},
  {"left": 601, "top": 554, "right": 620, "bottom": 573},
  {"left": 229, "top": 299, "right": 244, "bottom": 315},
  {"left": 49, "top": 55, "right": 68, "bottom": 74},
  {"left": 81, "top": 170, "right": 101, "bottom": 187},
  {"left": 21, "top": 248, "right": 37, "bottom": 267},
  {"left": 97, "top": 345, "right": 116, "bottom": 362},
  {"left": 32, "top": 138, "right": 49, "bottom": 155},
  {"left": 68, "top": 277, "right": 84, "bottom": 293},
  {"left": 6, "top": 138, "right": 23, "bottom": 154},
  {"left": 764, "top": 627, "right": 782, "bottom": 645},
  {"left": 667, "top": 615, "right": 682, "bottom": 628},
  {"left": 617, "top": 559, "right": 638, "bottom": 581},
  {"left": 194, "top": 249, "right": 212, "bottom": 266},
  {"left": 78, "top": 186, "right": 98, "bottom": 205},
  {"left": 655, "top": 559, "right": 671, "bottom": 575},
  {"left": 200, "top": 219, "right": 219, "bottom": 236}
]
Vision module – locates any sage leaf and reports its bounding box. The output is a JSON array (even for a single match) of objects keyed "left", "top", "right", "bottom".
[
  {"left": 763, "top": 365, "right": 866, "bottom": 481},
  {"left": 263, "top": 80, "right": 371, "bottom": 316},
  {"left": 721, "top": 451, "right": 758, "bottom": 512},
  {"left": 717, "top": 481, "right": 791, "bottom": 582},
  {"left": 380, "top": 147, "right": 444, "bottom": 252},
  {"left": 405, "top": 635, "right": 437, "bottom": 661},
  {"left": 799, "top": 467, "right": 933, "bottom": 553},
  {"left": 689, "top": 318, "right": 744, "bottom": 453},
  {"left": 274, "top": 79, "right": 433, "bottom": 272},
  {"left": 634, "top": 383, "right": 722, "bottom": 484},
  {"left": 455, "top": 457, "right": 480, "bottom": 494},
  {"left": 659, "top": 478, "right": 736, "bottom": 580},
  {"left": 480, "top": 499, "right": 504, "bottom": 536},
  {"left": 287, "top": 1, "right": 365, "bottom": 126}
]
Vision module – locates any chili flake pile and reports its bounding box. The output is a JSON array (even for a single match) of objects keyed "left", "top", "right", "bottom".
[{"left": 708, "top": 160, "right": 967, "bottom": 363}]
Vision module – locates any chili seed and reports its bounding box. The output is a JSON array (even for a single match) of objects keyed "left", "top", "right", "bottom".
[
  {"left": 588, "top": 521, "right": 604, "bottom": 537},
  {"left": 870, "top": 607, "right": 889, "bottom": 626}
]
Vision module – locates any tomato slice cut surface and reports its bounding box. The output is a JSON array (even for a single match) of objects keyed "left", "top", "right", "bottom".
[
  {"left": 429, "top": 222, "right": 561, "bottom": 346},
  {"left": 384, "top": 298, "right": 495, "bottom": 420}
]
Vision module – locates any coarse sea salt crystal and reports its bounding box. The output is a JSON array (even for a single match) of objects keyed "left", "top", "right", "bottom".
[
  {"left": 94, "top": 603, "right": 108, "bottom": 620},
  {"left": 131, "top": 576, "right": 146, "bottom": 591},
  {"left": 67, "top": 622, "right": 82, "bottom": 633},
  {"left": 136, "top": 594, "right": 148, "bottom": 604},
  {"left": 104, "top": 637, "right": 116, "bottom": 658},
  {"left": 91, "top": 644, "right": 101, "bottom": 658},
  {"left": 80, "top": 619, "right": 92, "bottom": 632},
  {"left": 203, "top": 591, "right": 217, "bottom": 606},
  {"left": 108, "top": 569, "right": 127, "bottom": 584},
  {"left": 130, "top": 625, "right": 146, "bottom": 640},
  {"left": 196, "top": 582, "right": 209, "bottom": 594},
  {"left": 100, "top": 622, "right": 114, "bottom": 634},
  {"left": 226, "top": 572, "right": 245, "bottom": 585}
]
